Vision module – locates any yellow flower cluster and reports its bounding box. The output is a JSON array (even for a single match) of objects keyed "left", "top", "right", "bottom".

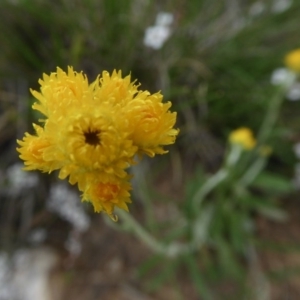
[
  {"left": 229, "top": 127, "right": 256, "bottom": 150},
  {"left": 17, "top": 67, "right": 179, "bottom": 217},
  {"left": 285, "top": 48, "right": 300, "bottom": 73}
]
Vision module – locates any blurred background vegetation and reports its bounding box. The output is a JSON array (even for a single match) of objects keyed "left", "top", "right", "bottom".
[{"left": 1, "top": 0, "right": 300, "bottom": 299}]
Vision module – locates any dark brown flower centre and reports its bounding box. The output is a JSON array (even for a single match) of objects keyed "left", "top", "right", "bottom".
[{"left": 84, "top": 129, "right": 101, "bottom": 146}]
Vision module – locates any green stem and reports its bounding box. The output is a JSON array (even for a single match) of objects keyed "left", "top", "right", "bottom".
[
  {"left": 257, "top": 85, "right": 290, "bottom": 145},
  {"left": 226, "top": 144, "right": 242, "bottom": 167},
  {"left": 115, "top": 208, "right": 192, "bottom": 258},
  {"left": 191, "top": 144, "right": 243, "bottom": 211},
  {"left": 239, "top": 156, "right": 267, "bottom": 187},
  {"left": 191, "top": 169, "right": 228, "bottom": 211},
  {"left": 111, "top": 206, "right": 214, "bottom": 257}
]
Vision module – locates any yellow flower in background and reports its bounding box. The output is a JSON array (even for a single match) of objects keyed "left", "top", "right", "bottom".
[
  {"left": 229, "top": 127, "right": 256, "bottom": 150},
  {"left": 17, "top": 67, "right": 179, "bottom": 217},
  {"left": 285, "top": 48, "right": 300, "bottom": 72}
]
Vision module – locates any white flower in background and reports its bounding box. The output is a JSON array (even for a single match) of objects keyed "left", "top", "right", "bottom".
[
  {"left": 270, "top": 68, "right": 295, "bottom": 86},
  {"left": 144, "top": 26, "right": 172, "bottom": 49},
  {"left": 293, "top": 143, "right": 300, "bottom": 159},
  {"left": 47, "top": 183, "right": 90, "bottom": 232},
  {"left": 286, "top": 83, "right": 300, "bottom": 101},
  {"left": 270, "top": 68, "right": 300, "bottom": 101},
  {"left": 272, "top": 0, "right": 293, "bottom": 13},
  {"left": 155, "top": 12, "right": 174, "bottom": 26},
  {"left": 249, "top": 2, "right": 265, "bottom": 17},
  {"left": 144, "top": 11, "right": 174, "bottom": 50},
  {"left": 6, "top": 163, "right": 38, "bottom": 195}
]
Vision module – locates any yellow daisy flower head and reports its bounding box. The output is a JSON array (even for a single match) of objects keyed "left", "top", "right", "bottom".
[
  {"left": 52, "top": 110, "right": 137, "bottom": 181},
  {"left": 229, "top": 127, "right": 256, "bottom": 150},
  {"left": 285, "top": 48, "right": 300, "bottom": 73},
  {"left": 17, "top": 67, "right": 179, "bottom": 216}
]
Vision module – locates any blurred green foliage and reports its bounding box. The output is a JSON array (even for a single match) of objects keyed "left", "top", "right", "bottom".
[{"left": 1, "top": 0, "right": 300, "bottom": 298}]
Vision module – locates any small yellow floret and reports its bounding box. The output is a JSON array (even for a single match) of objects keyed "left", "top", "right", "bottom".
[
  {"left": 81, "top": 174, "right": 132, "bottom": 215},
  {"left": 124, "top": 92, "right": 179, "bottom": 157},
  {"left": 229, "top": 127, "right": 256, "bottom": 150},
  {"left": 16, "top": 124, "right": 62, "bottom": 172},
  {"left": 285, "top": 49, "right": 300, "bottom": 73}
]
